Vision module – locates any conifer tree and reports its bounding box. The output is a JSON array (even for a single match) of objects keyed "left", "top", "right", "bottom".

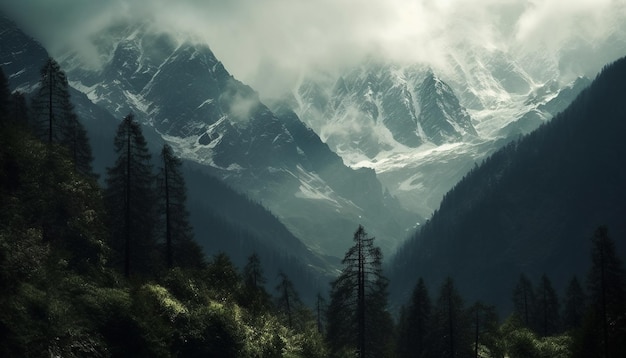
[
  {"left": 0, "top": 67, "right": 11, "bottom": 123},
  {"left": 66, "top": 111, "right": 95, "bottom": 178},
  {"left": 30, "top": 58, "right": 72, "bottom": 143},
  {"left": 469, "top": 301, "right": 499, "bottom": 358},
  {"left": 242, "top": 252, "right": 271, "bottom": 312},
  {"left": 326, "top": 225, "right": 393, "bottom": 358},
  {"left": 586, "top": 226, "right": 626, "bottom": 357},
  {"left": 431, "top": 277, "right": 471, "bottom": 358},
  {"left": 10, "top": 91, "right": 29, "bottom": 127},
  {"left": 535, "top": 274, "right": 560, "bottom": 337},
  {"left": 397, "top": 277, "right": 432, "bottom": 358},
  {"left": 562, "top": 276, "right": 586, "bottom": 332},
  {"left": 512, "top": 274, "right": 536, "bottom": 329},
  {"left": 205, "top": 252, "right": 241, "bottom": 302},
  {"left": 316, "top": 293, "right": 327, "bottom": 334},
  {"left": 275, "top": 271, "right": 302, "bottom": 329},
  {"left": 158, "top": 144, "right": 203, "bottom": 269},
  {"left": 30, "top": 58, "right": 94, "bottom": 176},
  {"left": 105, "top": 113, "right": 156, "bottom": 277}
]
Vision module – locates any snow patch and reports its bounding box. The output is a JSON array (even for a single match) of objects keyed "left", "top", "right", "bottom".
[{"left": 196, "top": 98, "right": 214, "bottom": 109}]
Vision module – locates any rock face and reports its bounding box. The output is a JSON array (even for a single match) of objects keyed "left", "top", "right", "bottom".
[
  {"left": 292, "top": 63, "right": 478, "bottom": 163},
  {"left": 290, "top": 50, "right": 591, "bottom": 220},
  {"left": 1, "top": 13, "right": 594, "bottom": 259},
  {"left": 0, "top": 19, "right": 344, "bottom": 298},
  {"left": 417, "top": 72, "right": 478, "bottom": 145},
  {"left": 0, "top": 15, "right": 49, "bottom": 91},
  {"left": 54, "top": 22, "right": 415, "bottom": 257}
]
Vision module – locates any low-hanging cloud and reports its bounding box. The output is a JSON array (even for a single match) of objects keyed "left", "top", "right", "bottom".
[{"left": 2, "top": 0, "right": 625, "bottom": 97}]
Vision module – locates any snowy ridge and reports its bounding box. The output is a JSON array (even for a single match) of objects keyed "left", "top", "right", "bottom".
[
  {"left": 291, "top": 52, "right": 590, "bottom": 219},
  {"left": 56, "top": 21, "right": 416, "bottom": 258}
]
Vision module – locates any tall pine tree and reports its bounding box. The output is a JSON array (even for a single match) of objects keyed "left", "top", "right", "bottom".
[
  {"left": 158, "top": 144, "right": 203, "bottom": 270},
  {"left": 468, "top": 302, "right": 499, "bottom": 358},
  {"left": 397, "top": 277, "right": 432, "bottom": 358},
  {"left": 105, "top": 114, "right": 156, "bottom": 277},
  {"left": 30, "top": 58, "right": 72, "bottom": 143},
  {"left": 241, "top": 252, "right": 271, "bottom": 312},
  {"left": 562, "top": 276, "right": 586, "bottom": 332},
  {"left": 512, "top": 274, "right": 536, "bottom": 329},
  {"left": 535, "top": 274, "right": 560, "bottom": 337},
  {"left": 326, "top": 225, "right": 393, "bottom": 358},
  {"left": 0, "top": 67, "right": 11, "bottom": 124},
  {"left": 431, "top": 277, "right": 471, "bottom": 358},
  {"left": 586, "top": 226, "right": 626, "bottom": 357},
  {"left": 275, "top": 271, "right": 303, "bottom": 329},
  {"left": 30, "top": 58, "right": 93, "bottom": 177}
]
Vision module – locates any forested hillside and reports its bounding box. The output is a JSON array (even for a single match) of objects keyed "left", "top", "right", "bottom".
[
  {"left": 0, "top": 65, "right": 328, "bottom": 356},
  {"left": 389, "top": 56, "right": 626, "bottom": 314}
]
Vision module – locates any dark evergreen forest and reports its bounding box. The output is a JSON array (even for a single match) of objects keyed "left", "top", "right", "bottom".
[
  {"left": 389, "top": 56, "right": 626, "bottom": 316},
  {"left": 1, "top": 53, "right": 626, "bottom": 357}
]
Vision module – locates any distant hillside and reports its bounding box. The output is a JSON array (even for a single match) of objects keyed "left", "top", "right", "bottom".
[{"left": 388, "top": 57, "right": 626, "bottom": 314}]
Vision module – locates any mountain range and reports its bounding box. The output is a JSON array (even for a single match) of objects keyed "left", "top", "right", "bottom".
[
  {"left": 52, "top": 21, "right": 417, "bottom": 257},
  {"left": 289, "top": 53, "right": 591, "bottom": 217},
  {"left": 388, "top": 57, "right": 626, "bottom": 312},
  {"left": 0, "top": 15, "right": 338, "bottom": 301},
  {"left": 2, "top": 10, "right": 624, "bottom": 312}
]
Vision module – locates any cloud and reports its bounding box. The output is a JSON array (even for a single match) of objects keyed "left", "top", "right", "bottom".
[{"left": 2, "top": 0, "right": 625, "bottom": 97}]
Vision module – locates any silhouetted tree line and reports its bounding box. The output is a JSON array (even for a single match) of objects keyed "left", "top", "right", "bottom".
[
  {"left": 1, "top": 61, "right": 329, "bottom": 356},
  {"left": 394, "top": 225, "right": 625, "bottom": 358}
]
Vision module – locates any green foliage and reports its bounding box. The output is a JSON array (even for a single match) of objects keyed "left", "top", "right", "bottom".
[
  {"left": 241, "top": 252, "right": 273, "bottom": 313},
  {"left": 204, "top": 252, "right": 242, "bottom": 303},
  {"left": 1, "top": 109, "right": 328, "bottom": 356},
  {"left": 505, "top": 327, "right": 571, "bottom": 358}
]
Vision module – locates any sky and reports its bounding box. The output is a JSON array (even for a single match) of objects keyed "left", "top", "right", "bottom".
[{"left": 2, "top": 0, "right": 625, "bottom": 97}]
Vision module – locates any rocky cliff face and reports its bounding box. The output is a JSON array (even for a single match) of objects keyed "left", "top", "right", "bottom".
[
  {"left": 292, "top": 63, "right": 478, "bottom": 163},
  {"left": 55, "top": 22, "right": 415, "bottom": 256}
]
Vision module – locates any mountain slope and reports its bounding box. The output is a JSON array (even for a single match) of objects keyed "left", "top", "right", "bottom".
[
  {"left": 0, "top": 15, "right": 48, "bottom": 92},
  {"left": 293, "top": 63, "right": 479, "bottom": 163},
  {"left": 388, "top": 57, "right": 626, "bottom": 313},
  {"left": 59, "top": 22, "right": 415, "bottom": 256},
  {"left": 290, "top": 56, "right": 588, "bottom": 219},
  {"left": 0, "top": 17, "right": 335, "bottom": 300}
]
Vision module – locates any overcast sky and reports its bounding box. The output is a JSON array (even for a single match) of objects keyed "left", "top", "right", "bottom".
[{"left": 2, "top": 0, "right": 625, "bottom": 96}]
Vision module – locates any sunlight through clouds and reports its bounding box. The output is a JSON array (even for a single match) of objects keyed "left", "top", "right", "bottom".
[{"left": 1, "top": 0, "right": 624, "bottom": 97}]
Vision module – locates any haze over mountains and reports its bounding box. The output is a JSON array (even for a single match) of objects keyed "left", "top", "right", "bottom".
[
  {"left": 2, "top": 0, "right": 626, "bottom": 312},
  {"left": 389, "top": 57, "right": 626, "bottom": 312}
]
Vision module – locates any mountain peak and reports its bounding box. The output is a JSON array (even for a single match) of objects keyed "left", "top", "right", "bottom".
[{"left": 417, "top": 72, "right": 478, "bottom": 145}]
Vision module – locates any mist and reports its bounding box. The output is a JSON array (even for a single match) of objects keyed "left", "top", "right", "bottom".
[{"left": 2, "top": 0, "right": 625, "bottom": 98}]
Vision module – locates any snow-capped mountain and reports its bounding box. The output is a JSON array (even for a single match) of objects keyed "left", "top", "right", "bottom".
[
  {"left": 0, "top": 15, "right": 48, "bottom": 92},
  {"left": 56, "top": 21, "right": 415, "bottom": 256},
  {"left": 293, "top": 62, "right": 478, "bottom": 164},
  {"left": 290, "top": 50, "right": 591, "bottom": 218},
  {"left": 1, "top": 12, "right": 594, "bottom": 257}
]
